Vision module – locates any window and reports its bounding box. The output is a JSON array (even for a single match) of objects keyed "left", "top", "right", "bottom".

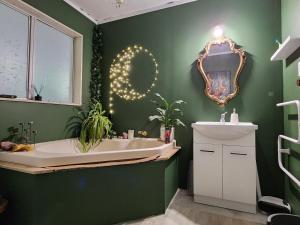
[
  {"left": 0, "top": 0, "right": 83, "bottom": 105},
  {"left": 0, "top": 2, "right": 29, "bottom": 98},
  {"left": 34, "top": 21, "right": 74, "bottom": 103}
]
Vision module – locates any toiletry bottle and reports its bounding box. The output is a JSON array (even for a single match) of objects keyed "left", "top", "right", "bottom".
[
  {"left": 123, "top": 132, "right": 128, "bottom": 139},
  {"left": 128, "top": 130, "right": 134, "bottom": 139},
  {"left": 230, "top": 108, "right": 239, "bottom": 124}
]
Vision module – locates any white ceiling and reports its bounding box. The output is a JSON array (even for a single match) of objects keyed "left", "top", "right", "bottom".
[{"left": 64, "top": 0, "right": 197, "bottom": 24}]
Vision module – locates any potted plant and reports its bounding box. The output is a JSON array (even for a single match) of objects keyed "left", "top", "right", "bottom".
[
  {"left": 78, "top": 101, "right": 112, "bottom": 152},
  {"left": 149, "top": 93, "right": 186, "bottom": 143},
  {"left": 33, "top": 84, "right": 44, "bottom": 101}
]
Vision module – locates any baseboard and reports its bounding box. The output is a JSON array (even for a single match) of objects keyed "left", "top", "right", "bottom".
[
  {"left": 194, "top": 194, "right": 257, "bottom": 214},
  {"left": 166, "top": 188, "right": 180, "bottom": 210}
]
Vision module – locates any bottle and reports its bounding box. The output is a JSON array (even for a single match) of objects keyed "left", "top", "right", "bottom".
[
  {"left": 122, "top": 132, "right": 128, "bottom": 139},
  {"left": 230, "top": 108, "right": 239, "bottom": 124},
  {"left": 128, "top": 130, "right": 134, "bottom": 139}
]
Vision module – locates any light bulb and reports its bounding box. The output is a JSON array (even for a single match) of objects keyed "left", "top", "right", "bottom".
[{"left": 213, "top": 26, "right": 224, "bottom": 39}]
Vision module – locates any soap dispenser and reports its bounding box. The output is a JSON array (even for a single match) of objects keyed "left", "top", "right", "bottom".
[{"left": 230, "top": 108, "right": 239, "bottom": 124}]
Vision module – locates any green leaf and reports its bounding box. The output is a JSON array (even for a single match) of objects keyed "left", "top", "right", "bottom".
[
  {"left": 149, "top": 115, "right": 163, "bottom": 121},
  {"left": 156, "top": 108, "right": 166, "bottom": 116},
  {"left": 149, "top": 93, "right": 187, "bottom": 129},
  {"left": 175, "top": 119, "right": 186, "bottom": 127}
]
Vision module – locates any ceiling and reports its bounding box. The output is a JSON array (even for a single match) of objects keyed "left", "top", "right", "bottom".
[{"left": 64, "top": 0, "right": 197, "bottom": 24}]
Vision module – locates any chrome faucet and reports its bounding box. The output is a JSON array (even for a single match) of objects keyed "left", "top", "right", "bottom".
[
  {"left": 220, "top": 112, "right": 227, "bottom": 123},
  {"left": 18, "top": 121, "right": 37, "bottom": 144},
  {"left": 28, "top": 121, "right": 34, "bottom": 143}
]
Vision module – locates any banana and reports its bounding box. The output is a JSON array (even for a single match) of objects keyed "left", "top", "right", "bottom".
[{"left": 12, "top": 144, "right": 33, "bottom": 152}]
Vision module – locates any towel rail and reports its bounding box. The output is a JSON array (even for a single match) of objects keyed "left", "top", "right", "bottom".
[{"left": 277, "top": 100, "right": 300, "bottom": 188}]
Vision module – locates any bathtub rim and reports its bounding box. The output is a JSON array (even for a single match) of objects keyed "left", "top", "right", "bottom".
[
  {"left": 0, "top": 139, "right": 180, "bottom": 174},
  {"left": 33, "top": 137, "right": 174, "bottom": 155}
]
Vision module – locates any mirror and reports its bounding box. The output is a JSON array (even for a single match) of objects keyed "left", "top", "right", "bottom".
[{"left": 197, "top": 38, "right": 246, "bottom": 105}]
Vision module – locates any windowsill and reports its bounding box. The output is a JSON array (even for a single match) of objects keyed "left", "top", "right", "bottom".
[{"left": 0, "top": 97, "right": 81, "bottom": 106}]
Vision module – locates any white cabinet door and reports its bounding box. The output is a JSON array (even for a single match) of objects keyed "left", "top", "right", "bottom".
[
  {"left": 223, "top": 145, "right": 256, "bottom": 204},
  {"left": 193, "top": 143, "right": 222, "bottom": 199}
]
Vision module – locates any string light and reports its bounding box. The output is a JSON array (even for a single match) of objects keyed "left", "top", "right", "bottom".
[{"left": 109, "top": 45, "right": 159, "bottom": 114}]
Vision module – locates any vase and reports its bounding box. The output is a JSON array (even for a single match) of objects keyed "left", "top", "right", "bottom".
[
  {"left": 165, "top": 129, "right": 171, "bottom": 144},
  {"left": 35, "top": 95, "right": 42, "bottom": 101}
]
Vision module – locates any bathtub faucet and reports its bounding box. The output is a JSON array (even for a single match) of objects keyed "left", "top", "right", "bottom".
[
  {"left": 18, "top": 121, "right": 37, "bottom": 144},
  {"left": 138, "top": 130, "right": 148, "bottom": 137}
]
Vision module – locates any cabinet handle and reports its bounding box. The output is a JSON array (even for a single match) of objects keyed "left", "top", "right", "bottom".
[
  {"left": 230, "top": 152, "right": 247, "bottom": 156},
  {"left": 200, "top": 150, "right": 215, "bottom": 153}
]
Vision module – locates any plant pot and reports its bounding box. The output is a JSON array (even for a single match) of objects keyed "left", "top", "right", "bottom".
[
  {"left": 35, "top": 95, "right": 42, "bottom": 101},
  {"left": 165, "top": 129, "right": 171, "bottom": 144},
  {"left": 160, "top": 126, "right": 165, "bottom": 141}
]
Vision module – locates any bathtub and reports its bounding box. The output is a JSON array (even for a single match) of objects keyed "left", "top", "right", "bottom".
[{"left": 0, "top": 138, "right": 174, "bottom": 167}]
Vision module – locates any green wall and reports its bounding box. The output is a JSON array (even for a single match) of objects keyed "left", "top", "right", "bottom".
[
  {"left": 101, "top": 0, "right": 284, "bottom": 195},
  {"left": 281, "top": 0, "right": 300, "bottom": 214},
  {"left": 0, "top": 0, "right": 94, "bottom": 142}
]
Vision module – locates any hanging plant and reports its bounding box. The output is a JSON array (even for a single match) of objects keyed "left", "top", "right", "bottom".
[
  {"left": 66, "top": 26, "right": 103, "bottom": 139},
  {"left": 90, "top": 25, "right": 103, "bottom": 106},
  {"left": 78, "top": 101, "right": 112, "bottom": 153}
]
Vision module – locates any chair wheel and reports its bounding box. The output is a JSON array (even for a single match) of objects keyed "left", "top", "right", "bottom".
[
  {"left": 0, "top": 197, "right": 8, "bottom": 214},
  {"left": 267, "top": 213, "right": 300, "bottom": 225}
]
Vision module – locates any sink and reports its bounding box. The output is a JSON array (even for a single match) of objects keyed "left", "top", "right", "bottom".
[{"left": 192, "top": 122, "right": 258, "bottom": 140}]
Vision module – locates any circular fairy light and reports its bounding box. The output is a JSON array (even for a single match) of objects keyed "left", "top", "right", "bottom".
[{"left": 109, "top": 45, "right": 159, "bottom": 114}]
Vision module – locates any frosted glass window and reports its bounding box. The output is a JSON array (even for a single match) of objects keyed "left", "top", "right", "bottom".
[
  {"left": 33, "top": 20, "right": 74, "bottom": 103},
  {"left": 0, "top": 0, "right": 82, "bottom": 105},
  {"left": 0, "top": 2, "right": 29, "bottom": 98}
]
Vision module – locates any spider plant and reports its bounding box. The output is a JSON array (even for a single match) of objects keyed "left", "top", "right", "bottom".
[
  {"left": 65, "top": 107, "right": 87, "bottom": 138},
  {"left": 149, "top": 93, "right": 186, "bottom": 130},
  {"left": 33, "top": 84, "right": 44, "bottom": 96},
  {"left": 32, "top": 84, "right": 44, "bottom": 101},
  {"left": 78, "top": 101, "right": 112, "bottom": 153}
]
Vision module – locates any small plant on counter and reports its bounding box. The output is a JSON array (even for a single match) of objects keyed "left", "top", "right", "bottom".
[
  {"left": 149, "top": 93, "right": 186, "bottom": 143},
  {"left": 78, "top": 101, "right": 112, "bottom": 153},
  {"left": 33, "top": 84, "right": 44, "bottom": 101},
  {"left": 1, "top": 127, "right": 19, "bottom": 143}
]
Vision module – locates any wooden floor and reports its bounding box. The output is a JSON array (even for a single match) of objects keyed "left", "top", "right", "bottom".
[{"left": 117, "top": 190, "right": 267, "bottom": 225}]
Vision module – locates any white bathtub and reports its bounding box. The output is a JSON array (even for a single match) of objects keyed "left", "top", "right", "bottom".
[{"left": 0, "top": 138, "right": 174, "bottom": 167}]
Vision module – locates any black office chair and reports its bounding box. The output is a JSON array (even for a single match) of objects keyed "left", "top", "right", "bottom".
[
  {"left": 0, "top": 196, "right": 8, "bottom": 214},
  {"left": 267, "top": 213, "right": 300, "bottom": 225}
]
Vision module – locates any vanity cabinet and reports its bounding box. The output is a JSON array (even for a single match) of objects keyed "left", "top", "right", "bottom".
[
  {"left": 194, "top": 143, "right": 222, "bottom": 199},
  {"left": 222, "top": 145, "right": 256, "bottom": 205},
  {"left": 192, "top": 122, "right": 258, "bottom": 213}
]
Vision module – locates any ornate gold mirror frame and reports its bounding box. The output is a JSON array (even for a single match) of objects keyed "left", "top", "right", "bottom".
[{"left": 197, "top": 38, "right": 246, "bottom": 106}]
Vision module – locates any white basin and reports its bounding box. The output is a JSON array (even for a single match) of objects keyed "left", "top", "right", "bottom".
[{"left": 192, "top": 122, "right": 258, "bottom": 140}]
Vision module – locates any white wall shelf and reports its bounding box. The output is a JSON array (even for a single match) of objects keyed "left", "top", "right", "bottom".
[{"left": 271, "top": 36, "right": 300, "bottom": 61}]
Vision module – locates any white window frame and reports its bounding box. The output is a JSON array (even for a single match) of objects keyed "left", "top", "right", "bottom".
[{"left": 0, "top": 0, "right": 83, "bottom": 106}]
